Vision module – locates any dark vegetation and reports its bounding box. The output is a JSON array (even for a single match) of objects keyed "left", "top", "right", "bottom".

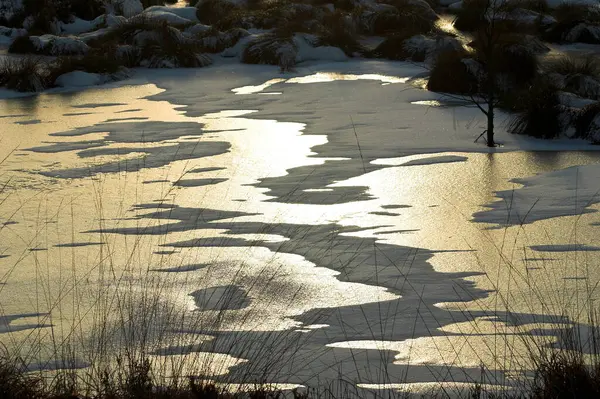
[
  {"left": 0, "top": 0, "right": 598, "bottom": 143},
  {"left": 543, "top": 3, "right": 600, "bottom": 44}
]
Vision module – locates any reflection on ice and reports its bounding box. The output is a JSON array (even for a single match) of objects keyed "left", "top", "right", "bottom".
[
  {"left": 232, "top": 72, "right": 409, "bottom": 95},
  {"left": 2, "top": 65, "right": 600, "bottom": 389}
]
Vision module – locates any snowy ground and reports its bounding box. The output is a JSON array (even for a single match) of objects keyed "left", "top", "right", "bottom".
[{"left": 1, "top": 59, "right": 600, "bottom": 395}]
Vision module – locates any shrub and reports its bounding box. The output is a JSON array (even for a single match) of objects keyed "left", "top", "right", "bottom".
[
  {"left": 139, "top": 24, "right": 213, "bottom": 68},
  {"left": 93, "top": 15, "right": 183, "bottom": 47},
  {"left": 452, "top": 0, "right": 488, "bottom": 32},
  {"left": 544, "top": 55, "right": 600, "bottom": 100},
  {"left": 370, "top": 32, "right": 431, "bottom": 61},
  {"left": 142, "top": 0, "right": 179, "bottom": 6},
  {"left": 0, "top": 57, "right": 49, "bottom": 92},
  {"left": 427, "top": 49, "right": 478, "bottom": 94},
  {"left": 508, "top": 78, "right": 565, "bottom": 139},
  {"left": 546, "top": 55, "right": 600, "bottom": 78},
  {"left": 315, "top": 11, "right": 361, "bottom": 56},
  {"left": 241, "top": 33, "right": 297, "bottom": 72},
  {"left": 196, "top": 0, "right": 242, "bottom": 25},
  {"left": 66, "top": 0, "right": 106, "bottom": 21},
  {"left": 553, "top": 3, "right": 600, "bottom": 25},
  {"left": 356, "top": 0, "right": 437, "bottom": 36},
  {"left": 8, "top": 35, "right": 36, "bottom": 54},
  {"left": 544, "top": 4, "right": 600, "bottom": 43},
  {"left": 505, "top": 0, "right": 549, "bottom": 15},
  {"left": 196, "top": 27, "right": 250, "bottom": 53},
  {"left": 545, "top": 21, "right": 600, "bottom": 44},
  {"left": 494, "top": 44, "right": 539, "bottom": 87},
  {"left": 47, "top": 50, "right": 125, "bottom": 85},
  {"left": 530, "top": 350, "right": 600, "bottom": 398},
  {"left": 575, "top": 102, "right": 600, "bottom": 141},
  {"left": 0, "top": 354, "right": 41, "bottom": 399}
]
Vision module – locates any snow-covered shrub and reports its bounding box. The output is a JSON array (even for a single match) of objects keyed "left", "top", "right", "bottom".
[
  {"left": 112, "top": 0, "right": 144, "bottom": 17},
  {"left": 49, "top": 51, "right": 123, "bottom": 78},
  {"left": 370, "top": 33, "right": 427, "bottom": 60},
  {"left": 8, "top": 33, "right": 35, "bottom": 52},
  {"left": 316, "top": 10, "right": 362, "bottom": 56},
  {"left": 196, "top": 0, "right": 241, "bottom": 25},
  {"left": 11, "top": 33, "right": 90, "bottom": 55},
  {"left": 138, "top": 23, "right": 212, "bottom": 67},
  {"left": 140, "top": 10, "right": 194, "bottom": 25},
  {"left": 0, "top": 56, "right": 49, "bottom": 92},
  {"left": 452, "top": 0, "right": 488, "bottom": 31},
  {"left": 241, "top": 32, "right": 297, "bottom": 72},
  {"left": 508, "top": 78, "right": 565, "bottom": 139},
  {"left": 276, "top": 3, "right": 324, "bottom": 33},
  {"left": 115, "top": 44, "right": 142, "bottom": 66},
  {"left": 141, "top": 0, "right": 178, "bottom": 6},
  {"left": 544, "top": 3, "right": 600, "bottom": 43},
  {"left": 0, "top": 25, "right": 26, "bottom": 41},
  {"left": 576, "top": 102, "right": 600, "bottom": 141},
  {"left": 30, "top": 34, "right": 90, "bottom": 55},
  {"left": 505, "top": 0, "right": 550, "bottom": 14},
  {"left": 427, "top": 49, "right": 479, "bottom": 94},
  {"left": 546, "top": 55, "right": 600, "bottom": 99},
  {"left": 491, "top": 42, "right": 539, "bottom": 87},
  {"left": 357, "top": 1, "right": 437, "bottom": 36},
  {"left": 93, "top": 14, "right": 172, "bottom": 46},
  {"left": 184, "top": 22, "right": 211, "bottom": 36},
  {"left": 48, "top": 51, "right": 131, "bottom": 87},
  {"left": 294, "top": 33, "right": 347, "bottom": 62},
  {"left": 195, "top": 27, "right": 249, "bottom": 52},
  {"left": 564, "top": 75, "right": 600, "bottom": 100}
]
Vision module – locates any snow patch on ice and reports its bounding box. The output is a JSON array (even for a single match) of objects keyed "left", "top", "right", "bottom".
[{"left": 473, "top": 164, "right": 600, "bottom": 226}]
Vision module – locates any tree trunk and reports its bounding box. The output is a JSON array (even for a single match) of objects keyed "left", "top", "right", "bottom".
[{"left": 487, "top": 101, "right": 495, "bottom": 147}]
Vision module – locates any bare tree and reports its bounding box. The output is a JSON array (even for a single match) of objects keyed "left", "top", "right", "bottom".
[{"left": 440, "top": 0, "right": 535, "bottom": 147}]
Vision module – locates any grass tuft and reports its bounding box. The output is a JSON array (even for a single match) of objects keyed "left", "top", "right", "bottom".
[
  {"left": 241, "top": 33, "right": 297, "bottom": 72},
  {"left": 575, "top": 102, "right": 600, "bottom": 141},
  {"left": 508, "top": 78, "right": 565, "bottom": 139},
  {"left": 8, "top": 35, "right": 36, "bottom": 54},
  {"left": 0, "top": 56, "right": 49, "bottom": 92},
  {"left": 427, "top": 49, "right": 478, "bottom": 94}
]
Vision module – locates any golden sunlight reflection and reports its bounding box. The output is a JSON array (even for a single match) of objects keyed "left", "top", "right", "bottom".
[
  {"left": 286, "top": 72, "right": 409, "bottom": 85},
  {"left": 358, "top": 382, "right": 515, "bottom": 398},
  {"left": 232, "top": 79, "right": 286, "bottom": 95},
  {"left": 411, "top": 100, "right": 443, "bottom": 107},
  {"left": 232, "top": 73, "right": 409, "bottom": 96},
  {"left": 327, "top": 323, "right": 552, "bottom": 371},
  {"left": 3, "top": 71, "right": 600, "bottom": 388}
]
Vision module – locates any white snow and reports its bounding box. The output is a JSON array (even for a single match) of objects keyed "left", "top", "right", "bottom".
[
  {"left": 143, "top": 6, "right": 199, "bottom": 22},
  {"left": 30, "top": 35, "right": 89, "bottom": 55},
  {"left": 375, "top": 155, "right": 469, "bottom": 166},
  {"left": 473, "top": 164, "right": 600, "bottom": 225},
  {"left": 59, "top": 16, "right": 102, "bottom": 35},
  {"left": 115, "top": 0, "right": 144, "bottom": 17},
  {"left": 105, "top": 14, "right": 127, "bottom": 27},
  {"left": 294, "top": 35, "right": 348, "bottom": 63},
  {"left": 141, "top": 10, "right": 193, "bottom": 25},
  {"left": 184, "top": 23, "right": 212, "bottom": 36},
  {"left": 565, "top": 23, "right": 600, "bottom": 43},
  {"left": 0, "top": 26, "right": 26, "bottom": 38},
  {"left": 0, "top": 26, "right": 26, "bottom": 45}
]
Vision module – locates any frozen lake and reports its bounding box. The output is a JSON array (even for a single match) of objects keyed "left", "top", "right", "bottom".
[{"left": 1, "top": 60, "right": 600, "bottom": 395}]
